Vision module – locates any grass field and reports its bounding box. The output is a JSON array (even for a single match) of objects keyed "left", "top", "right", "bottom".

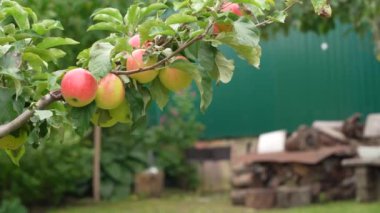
[{"left": 51, "top": 191, "right": 380, "bottom": 213}]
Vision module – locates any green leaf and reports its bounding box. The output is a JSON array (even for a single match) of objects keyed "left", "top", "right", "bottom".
[
  {"left": 22, "top": 52, "right": 47, "bottom": 72},
  {"left": 165, "top": 14, "right": 197, "bottom": 25},
  {"left": 87, "top": 22, "right": 124, "bottom": 33},
  {"left": 24, "top": 47, "right": 66, "bottom": 63},
  {"left": 269, "top": 11, "right": 287, "bottom": 23},
  {"left": 32, "top": 19, "right": 63, "bottom": 35},
  {"left": 36, "top": 37, "right": 79, "bottom": 49},
  {"left": 149, "top": 78, "right": 169, "bottom": 110},
  {"left": 215, "top": 52, "right": 234, "bottom": 83},
  {"left": 215, "top": 19, "right": 262, "bottom": 68},
  {"left": 4, "top": 145, "right": 25, "bottom": 166},
  {"left": 0, "top": 88, "right": 20, "bottom": 116},
  {"left": 124, "top": 4, "right": 141, "bottom": 33},
  {"left": 141, "top": 3, "right": 168, "bottom": 17},
  {"left": 91, "top": 8, "right": 123, "bottom": 23},
  {"left": 138, "top": 20, "right": 175, "bottom": 43},
  {"left": 88, "top": 42, "right": 113, "bottom": 79},
  {"left": 34, "top": 110, "right": 53, "bottom": 120},
  {"left": 169, "top": 60, "right": 212, "bottom": 112},
  {"left": 0, "top": 44, "right": 11, "bottom": 57},
  {"left": 3, "top": 6, "right": 29, "bottom": 30},
  {"left": 70, "top": 103, "right": 96, "bottom": 136},
  {"left": 198, "top": 42, "right": 218, "bottom": 81}
]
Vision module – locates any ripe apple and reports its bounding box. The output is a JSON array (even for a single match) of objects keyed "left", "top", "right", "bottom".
[
  {"left": 126, "top": 49, "right": 159, "bottom": 83},
  {"left": 95, "top": 73, "right": 125, "bottom": 109},
  {"left": 91, "top": 109, "right": 118, "bottom": 128},
  {"left": 213, "top": 2, "right": 243, "bottom": 34},
  {"left": 109, "top": 100, "right": 132, "bottom": 124},
  {"left": 159, "top": 56, "right": 192, "bottom": 92},
  {"left": 61, "top": 68, "right": 98, "bottom": 107},
  {"left": 128, "top": 34, "right": 141, "bottom": 48},
  {"left": 221, "top": 2, "right": 243, "bottom": 16}
]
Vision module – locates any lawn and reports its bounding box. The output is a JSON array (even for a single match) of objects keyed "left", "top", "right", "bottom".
[{"left": 51, "top": 191, "right": 380, "bottom": 213}]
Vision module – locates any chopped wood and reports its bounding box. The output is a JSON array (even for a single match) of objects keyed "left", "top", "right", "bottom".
[{"left": 245, "top": 188, "right": 276, "bottom": 209}]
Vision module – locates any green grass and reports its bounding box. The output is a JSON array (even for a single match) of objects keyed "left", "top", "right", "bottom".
[{"left": 51, "top": 191, "right": 380, "bottom": 213}]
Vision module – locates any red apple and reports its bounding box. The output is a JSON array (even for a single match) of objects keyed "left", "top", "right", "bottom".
[
  {"left": 61, "top": 68, "right": 97, "bottom": 107},
  {"left": 159, "top": 56, "right": 192, "bottom": 92},
  {"left": 213, "top": 2, "right": 243, "bottom": 34},
  {"left": 221, "top": 2, "right": 242, "bottom": 16},
  {"left": 128, "top": 34, "right": 141, "bottom": 48},
  {"left": 95, "top": 73, "right": 125, "bottom": 109},
  {"left": 126, "top": 49, "right": 159, "bottom": 83}
]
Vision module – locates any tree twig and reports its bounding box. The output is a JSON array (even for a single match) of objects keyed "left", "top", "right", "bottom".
[
  {"left": 112, "top": 21, "right": 215, "bottom": 76},
  {"left": 0, "top": 91, "right": 62, "bottom": 138},
  {"left": 255, "top": 1, "right": 300, "bottom": 28}
]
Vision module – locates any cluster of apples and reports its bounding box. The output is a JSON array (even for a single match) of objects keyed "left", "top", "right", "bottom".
[
  {"left": 126, "top": 34, "right": 193, "bottom": 91},
  {"left": 213, "top": 2, "right": 243, "bottom": 34},
  {"left": 60, "top": 68, "right": 130, "bottom": 127}
]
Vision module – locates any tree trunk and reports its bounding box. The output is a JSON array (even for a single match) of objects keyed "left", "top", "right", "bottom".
[{"left": 93, "top": 126, "right": 102, "bottom": 202}]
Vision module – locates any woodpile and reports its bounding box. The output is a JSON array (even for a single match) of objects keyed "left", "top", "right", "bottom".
[{"left": 230, "top": 113, "right": 371, "bottom": 209}]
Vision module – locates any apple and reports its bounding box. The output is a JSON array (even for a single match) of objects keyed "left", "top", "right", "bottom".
[
  {"left": 213, "top": 2, "right": 243, "bottom": 34},
  {"left": 128, "top": 34, "right": 141, "bottom": 48},
  {"left": 126, "top": 49, "right": 159, "bottom": 83},
  {"left": 95, "top": 73, "right": 125, "bottom": 109},
  {"left": 61, "top": 68, "right": 98, "bottom": 107},
  {"left": 91, "top": 109, "right": 118, "bottom": 128},
  {"left": 159, "top": 56, "right": 192, "bottom": 92},
  {"left": 109, "top": 100, "right": 132, "bottom": 124},
  {"left": 221, "top": 2, "right": 243, "bottom": 16}
]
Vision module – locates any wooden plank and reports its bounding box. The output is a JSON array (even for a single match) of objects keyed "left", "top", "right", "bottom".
[
  {"left": 245, "top": 188, "right": 276, "bottom": 209},
  {"left": 276, "top": 186, "right": 311, "bottom": 208},
  {"left": 342, "top": 158, "right": 380, "bottom": 167},
  {"left": 363, "top": 113, "right": 380, "bottom": 138}
]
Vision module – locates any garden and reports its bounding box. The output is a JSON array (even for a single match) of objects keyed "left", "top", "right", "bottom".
[{"left": 1, "top": 0, "right": 380, "bottom": 212}]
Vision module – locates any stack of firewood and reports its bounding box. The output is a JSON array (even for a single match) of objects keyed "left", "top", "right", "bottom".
[{"left": 230, "top": 113, "right": 366, "bottom": 209}]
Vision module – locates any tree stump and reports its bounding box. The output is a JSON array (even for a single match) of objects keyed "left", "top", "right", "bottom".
[{"left": 134, "top": 169, "right": 164, "bottom": 197}]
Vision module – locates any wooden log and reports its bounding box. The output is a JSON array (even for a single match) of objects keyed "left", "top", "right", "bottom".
[
  {"left": 230, "top": 189, "right": 251, "bottom": 205},
  {"left": 245, "top": 188, "right": 276, "bottom": 209},
  {"left": 231, "top": 163, "right": 250, "bottom": 176},
  {"left": 276, "top": 186, "right": 311, "bottom": 208},
  {"left": 231, "top": 173, "right": 253, "bottom": 188}
]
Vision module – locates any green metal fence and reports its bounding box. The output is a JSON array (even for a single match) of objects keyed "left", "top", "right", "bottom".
[{"left": 198, "top": 24, "right": 380, "bottom": 139}]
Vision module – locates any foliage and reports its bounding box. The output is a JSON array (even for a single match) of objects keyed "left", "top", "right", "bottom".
[
  {"left": 18, "top": 0, "right": 134, "bottom": 67},
  {"left": 99, "top": 125, "right": 148, "bottom": 200},
  {"left": 263, "top": 0, "right": 380, "bottom": 59},
  {"left": 152, "top": 90, "right": 204, "bottom": 189},
  {"left": 99, "top": 90, "right": 204, "bottom": 199},
  {"left": 0, "top": 0, "right": 328, "bottom": 162},
  {"left": 0, "top": 135, "right": 92, "bottom": 206},
  {"left": 0, "top": 198, "right": 27, "bottom": 213}
]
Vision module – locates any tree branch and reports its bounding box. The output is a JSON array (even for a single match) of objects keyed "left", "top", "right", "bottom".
[
  {"left": 255, "top": 1, "right": 300, "bottom": 28},
  {"left": 112, "top": 21, "right": 214, "bottom": 76},
  {"left": 0, "top": 90, "right": 62, "bottom": 138}
]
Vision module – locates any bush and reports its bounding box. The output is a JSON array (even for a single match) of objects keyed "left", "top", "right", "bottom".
[{"left": 0, "top": 135, "right": 92, "bottom": 207}]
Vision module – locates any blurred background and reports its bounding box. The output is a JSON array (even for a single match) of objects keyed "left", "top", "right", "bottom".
[{"left": 1, "top": 0, "right": 380, "bottom": 213}]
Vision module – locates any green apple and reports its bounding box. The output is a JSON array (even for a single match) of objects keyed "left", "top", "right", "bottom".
[
  {"left": 159, "top": 56, "right": 192, "bottom": 92},
  {"left": 109, "top": 100, "right": 132, "bottom": 124},
  {"left": 95, "top": 73, "right": 125, "bottom": 110},
  {"left": 91, "top": 109, "right": 118, "bottom": 128}
]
